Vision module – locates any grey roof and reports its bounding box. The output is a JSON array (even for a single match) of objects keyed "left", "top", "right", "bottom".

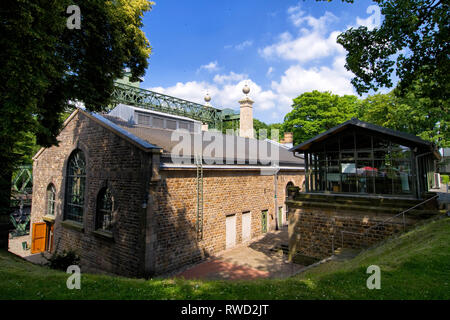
[
  {"left": 290, "top": 118, "right": 437, "bottom": 155},
  {"left": 101, "top": 114, "right": 304, "bottom": 167},
  {"left": 89, "top": 112, "right": 160, "bottom": 150}
]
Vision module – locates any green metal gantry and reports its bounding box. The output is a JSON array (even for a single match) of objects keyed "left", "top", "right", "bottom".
[{"left": 111, "top": 82, "right": 227, "bottom": 130}]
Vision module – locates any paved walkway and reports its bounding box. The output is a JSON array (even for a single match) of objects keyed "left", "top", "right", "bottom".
[
  {"left": 177, "top": 226, "right": 305, "bottom": 280},
  {"left": 8, "top": 234, "right": 49, "bottom": 265}
]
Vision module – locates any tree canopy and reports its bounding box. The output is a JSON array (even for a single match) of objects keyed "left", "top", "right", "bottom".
[
  {"left": 336, "top": 0, "right": 449, "bottom": 108},
  {"left": 359, "top": 86, "right": 448, "bottom": 147},
  {"left": 282, "top": 91, "right": 360, "bottom": 144},
  {"left": 0, "top": 0, "right": 152, "bottom": 247}
]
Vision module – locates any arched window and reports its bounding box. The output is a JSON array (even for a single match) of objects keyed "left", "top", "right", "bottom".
[
  {"left": 96, "top": 187, "right": 114, "bottom": 232},
  {"left": 46, "top": 184, "right": 56, "bottom": 216},
  {"left": 65, "top": 150, "right": 86, "bottom": 223}
]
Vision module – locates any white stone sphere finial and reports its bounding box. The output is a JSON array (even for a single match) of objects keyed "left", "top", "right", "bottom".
[
  {"left": 204, "top": 92, "right": 211, "bottom": 103},
  {"left": 243, "top": 84, "right": 250, "bottom": 95}
]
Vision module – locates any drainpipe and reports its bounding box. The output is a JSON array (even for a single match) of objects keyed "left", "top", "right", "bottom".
[
  {"left": 415, "top": 152, "right": 432, "bottom": 199},
  {"left": 273, "top": 165, "right": 280, "bottom": 231}
]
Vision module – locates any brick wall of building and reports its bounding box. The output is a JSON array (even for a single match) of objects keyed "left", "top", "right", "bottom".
[
  {"left": 31, "top": 110, "right": 305, "bottom": 277},
  {"left": 31, "top": 112, "right": 150, "bottom": 277},
  {"left": 152, "top": 169, "right": 303, "bottom": 275},
  {"left": 287, "top": 204, "right": 415, "bottom": 260}
]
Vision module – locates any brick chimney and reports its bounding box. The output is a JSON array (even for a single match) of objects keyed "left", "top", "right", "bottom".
[
  {"left": 239, "top": 85, "right": 254, "bottom": 139},
  {"left": 281, "top": 132, "right": 293, "bottom": 148}
]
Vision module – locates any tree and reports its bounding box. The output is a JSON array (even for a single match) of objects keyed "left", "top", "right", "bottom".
[
  {"left": 359, "top": 86, "right": 448, "bottom": 146},
  {"left": 221, "top": 115, "right": 282, "bottom": 140},
  {"left": 337, "top": 0, "right": 448, "bottom": 97},
  {"left": 282, "top": 91, "right": 360, "bottom": 144},
  {"left": 335, "top": 0, "right": 449, "bottom": 143},
  {"left": 0, "top": 0, "right": 152, "bottom": 248}
]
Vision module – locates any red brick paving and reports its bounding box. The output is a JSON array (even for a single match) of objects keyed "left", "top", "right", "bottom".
[{"left": 177, "top": 259, "right": 270, "bottom": 280}]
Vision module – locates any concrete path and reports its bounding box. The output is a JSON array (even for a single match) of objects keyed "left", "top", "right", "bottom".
[
  {"left": 177, "top": 226, "right": 305, "bottom": 280},
  {"left": 8, "top": 234, "right": 49, "bottom": 265}
]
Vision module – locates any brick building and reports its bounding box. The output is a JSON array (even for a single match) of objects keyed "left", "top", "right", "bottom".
[{"left": 29, "top": 100, "right": 304, "bottom": 277}]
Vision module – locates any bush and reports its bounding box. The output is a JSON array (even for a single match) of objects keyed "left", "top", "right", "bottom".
[
  {"left": 441, "top": 175, "right": 449, "bottom": 184},
  {"left": 46, "top": 250, "right": 80, "bottom": 271}
]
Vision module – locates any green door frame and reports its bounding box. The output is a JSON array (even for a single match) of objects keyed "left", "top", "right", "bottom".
[{"left": 261, "top": 210, "right": 267, "bottom": 233}]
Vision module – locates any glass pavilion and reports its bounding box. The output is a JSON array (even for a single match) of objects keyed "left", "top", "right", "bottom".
[{"left": 290, "top": 119, "right": 440, "bottom": 199}]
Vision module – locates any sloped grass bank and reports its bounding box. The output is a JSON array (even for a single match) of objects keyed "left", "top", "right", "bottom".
[{"left": 1, "top": 218, "right": 449, "bottom": 299}]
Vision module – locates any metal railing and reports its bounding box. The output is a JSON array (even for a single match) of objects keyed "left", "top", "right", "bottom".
[{"left": 340, "top": 194, "right": 439, "bottom": 249}]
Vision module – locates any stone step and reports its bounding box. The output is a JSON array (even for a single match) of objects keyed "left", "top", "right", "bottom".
[
  {"left": 294, "top": 192, "right": 438, "bottom": 205},
  {"left": 294, "top": 194, "right": 429, "bottom": 208},
  {"left": 287, "top": 199, "right": 445, "bottom": 217},
  {"left": 269, "top": 243, "right": 289, "bottom": 255}
]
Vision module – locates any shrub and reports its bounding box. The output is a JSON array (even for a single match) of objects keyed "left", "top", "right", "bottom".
[
  {"left": 441, "top": 175, "right": 449, "bottom": 184},
  {"left": 46, "top": 250, "right": 80, "bottom": 271}
]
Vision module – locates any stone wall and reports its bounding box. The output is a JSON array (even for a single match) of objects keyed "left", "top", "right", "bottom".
[
  {"left": 152, "top": 169, "right": 303, "bottom": 275},
  {"left": 31, "top": 111, "right": 150, "bottom": 277},
  {"left": 287, "top": 203, "right": 414, "bottom": 260}
]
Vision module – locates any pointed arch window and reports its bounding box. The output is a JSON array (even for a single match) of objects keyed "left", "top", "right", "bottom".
[
  {"left": 96, "top": 187, "right": 114, "bottom": 232},
  {"left": 46, "top": 184, "right": 56, "bottom": 216},
  {"left": 65, "top": 150, "right": 86, "bottom": 223}
]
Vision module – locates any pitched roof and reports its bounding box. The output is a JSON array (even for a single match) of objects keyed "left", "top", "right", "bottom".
[
  {"left": 290, "top": 118, "right": 438, "bottom": 158},
  {"left": 101, "top": 114, "right": 304, "bottom": 167}
]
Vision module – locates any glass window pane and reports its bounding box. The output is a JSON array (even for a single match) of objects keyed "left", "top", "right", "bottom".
[
  {"left": 137, "top": 113, "right": 151, "bottom": 126},
  {"left": 390, "top": 144, "right": 411, "bottom": 159},
  {"left": 340, "top": 131, "right": 355, "bottom": 151},
  {"left": 356, "top": 160, "right": 375, "bottom": 194},
  {"left": 166, "top": 119, "right": 177, "bottom": 130},
  {"left": 341, "top": 161, "right": 356, "bottom": 192},
  {"left": 374, "top": 149, "right": 388, "bottom": 160},
  {"left": 327, "top": 160, "right": 341, "bottom": 192},
  {"left": 392, "top": 161, "right": 412, "bottom": 194},
  {"left": 65, "top": 150, "right": 86, "bottom": 223},
  {"left": 374, "top": 159, "right": 393, "bottom": 194},
  {"left": 325, "top": 136, "right": 339, "bottom": 152},
  {"left": 152, "top": 117, "right": 164, "bottom": 128},
  {"left": 341, "top": 152, "right": 355, "bottom": 160},
  {"left": 373, "top": 136, "right": 389, "bottom": 149},
  {"left": 97, "top": 188, "right": 113, "bottom": 232},
  {"left": 356, "top": 134, "right": 372, "bottom": 149},
  {"left": 179, "top": 121, "right": 189, "bottom": 130},
  {"left": 357, "top": 151, "right": 372, "bottom": 159},
  {"left": 47, "top": 184, "right": 56, "bottom": 216}
]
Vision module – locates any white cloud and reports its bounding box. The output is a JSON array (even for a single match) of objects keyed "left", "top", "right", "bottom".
[
  {"left": 198, "top": 61, "right": 219, "bottom": 72},
  {"left": 225, "top": 40, "right": 253, "bottom": 51},
  {"left": 259, "top": 6, "right": 342, "bottom": 64},
  {"left": 271, "top": 56, "right": 355, "bottom": 98},
  {"left": 149, "top": 75, "right": 278, "bottom": 112},
  {"left": 356, "top": 5, "right": 381, "bottom": 30},
  {"left": 266, "top": 67, "right": 274, "bottom": 77},
  {"left": 213, "top": 71, "right": 247, "bottom": 84},
  {"left": 235, "top": 40, "right": 253, "bottom": 50},
  {"left": 258, "top": 4, "right": 356, "bottom": 114}
]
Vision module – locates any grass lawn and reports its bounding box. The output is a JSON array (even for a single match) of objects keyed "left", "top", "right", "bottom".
[{"left": 1, "top": 217, "right": 449, "bottom": 300}]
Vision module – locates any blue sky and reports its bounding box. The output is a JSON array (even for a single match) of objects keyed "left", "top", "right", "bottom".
[{"left": 139, "top": 0, "right": 383, "bottom": 124}]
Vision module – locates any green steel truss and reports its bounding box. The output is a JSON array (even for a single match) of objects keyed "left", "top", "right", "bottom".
[
  {"left": 11, "top": 165, "right": 33, "bottom": 207},
  {"left": 111, "top": 82, "right": 227, "bottom": 129}
]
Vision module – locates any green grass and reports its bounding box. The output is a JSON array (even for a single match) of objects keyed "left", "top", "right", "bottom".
[{"left": 1, "top": 217, "right": 449, "bottom": 299}]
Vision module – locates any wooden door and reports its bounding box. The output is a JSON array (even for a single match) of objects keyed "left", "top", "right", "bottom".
[
  {"left": 242, "top": 212, "right": 251, "bottom": 242},
  {"left": 225, "top": 215, "right": 236, "bottom": 249},
  {"left": 261, "top": 210, "right": 267, "bottom": 233},
  {"left": 278, "top": 207, "right": 283, "bottom": 229},
  {"left": 31, "top": 222, "right": 47, "bottom": 254},
  {"left": 46, "top": 223, "right": 54, "bottom": 252}
]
